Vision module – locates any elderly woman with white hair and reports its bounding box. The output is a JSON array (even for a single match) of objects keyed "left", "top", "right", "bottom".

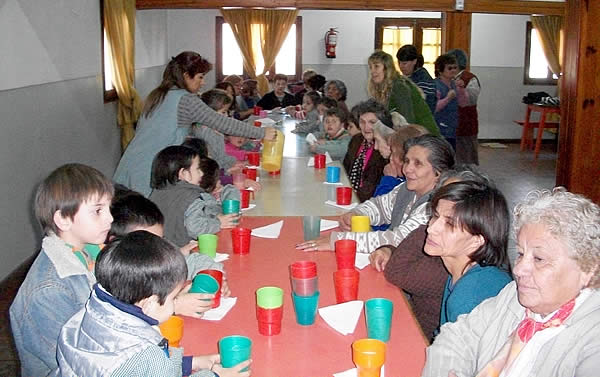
[{"left": 422, "top": 187, "right": 600, "bottom": 377}]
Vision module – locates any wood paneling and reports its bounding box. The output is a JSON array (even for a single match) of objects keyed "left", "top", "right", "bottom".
[
  {"left": 441, "top": 12, "right": 471, "bottom": 61},
  {"left": 136, "top": 0, "right": 564, "bottom": 15},
  {"left": 557, "top": 0, "right": 600, "bottom": 203}
]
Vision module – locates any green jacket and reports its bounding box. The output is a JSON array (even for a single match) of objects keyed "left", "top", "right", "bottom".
[{"left": 388, "top": 77, "right": 440, "bottom": 136}]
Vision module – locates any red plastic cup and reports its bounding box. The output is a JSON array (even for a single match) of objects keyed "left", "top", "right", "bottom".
[
  {"left": 254, "top": 120, "right": 262, "bottom": 127},
  {"left": 333, "top": 268, "right": 360, "bottom": 304},
  {"left": 256, "top": 306, "right": 283, "bottom": 336},
  {"left": 269, "top": 170, "right": 281, "bottom": 176},
  {"left": 290, "top": 261, "right": 317, "bottom": 278},
  {"left": 197, "top": 270, "right": 223, "bottom": 308},
  {"left": 314, "top": 154, "right": 326, "bottom": 169},
  {"left": 247, "top": 152, "right": 260, "bottom": 166},
  {"left": 253, "top": 106, "right": 262, "bottom": 116},
  {"left": 243, "top": 167, "right": 258, "bottom": 181},
  {"left": 335, "top": 240, "right": 357, "bottom": 270},
  {"left": 241, "top": 189, "right": 254, "bottom": 209},
  {"left": 231, "top": 227, "right": 251, "bottom": 254},
  {"left": 336, "top": 187, "right": 352, "bottom": 205}
]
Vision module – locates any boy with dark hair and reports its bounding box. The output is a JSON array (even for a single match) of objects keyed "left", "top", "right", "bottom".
[
  {"left": 10, "top": 163, "right": 114, "bottom": 376},
  {"left": 56, "top": 231, "right": 251, "bottom": 376},
  {"left": 256, "top": 73, "right": 296, "bottom": 110}
]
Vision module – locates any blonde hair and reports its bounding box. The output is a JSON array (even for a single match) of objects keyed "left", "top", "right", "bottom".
[{"left": 367, "top": 50, "right": 401, "bottom": 105}]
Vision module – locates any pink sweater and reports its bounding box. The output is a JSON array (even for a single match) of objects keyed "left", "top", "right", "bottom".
[{"left": 224, "top": 142, "right": 248, "bottom": 161}]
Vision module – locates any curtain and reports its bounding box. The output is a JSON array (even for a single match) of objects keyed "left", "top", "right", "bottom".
[
  {"left": 220, "top": 9, "right": 298, "bottom": 95},
  {"left": 531, "top": 15, "right": 563, "bottom": 75},
  {"left": 104, "top": 0, "right": 143, "bottom": 151}
]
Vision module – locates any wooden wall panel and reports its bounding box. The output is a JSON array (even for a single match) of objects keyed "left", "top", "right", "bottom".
[
  {"left": 557, "top": 0, "right": 600, "bottom": 203},
  {"left": 441, "top": 12, "right": 471, "bottom": 61}
]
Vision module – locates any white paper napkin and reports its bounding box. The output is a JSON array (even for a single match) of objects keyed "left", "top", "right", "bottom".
[
  {"left": 307, "top": 152, "right": 334, "bottom": 167},
  {"left": 333, "top": 366, "right": 385, "bottom": 377},
  {"left": 318, "top": 300, "right": 363, "bottom": 335},
  {"left": 241, "top": 204, "right": 256, "bottom": 212},
  {"left": 251, "top": 220, "right": 284, "bottom": 239},
  {"left": 323, "top": 181, "right": 343, "bottom": 185},
  {"left": 201, "top": 296, "right": 237, "bottom": 321},
  {"left": 214, "top": 253, "right": 229, "bottom": 263},
  {"left": 306, "top": 133, "right": 318, "bottom": 145},
  {"left": 320, "top": 219, "right": 339, "bottom": 232},
  {"left": 325, "top": 200, "right": 357, "bottom": 210},
  {"left": 256, "top": 117, "right": 276, "bottom": 125},
  {"left": 354, "top": 253, "right": 371, "bottom": 270}
]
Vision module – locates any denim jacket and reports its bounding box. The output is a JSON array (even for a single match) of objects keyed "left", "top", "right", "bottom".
[{"left": 10, "top": 234, "right": 96, "bottom": 377}]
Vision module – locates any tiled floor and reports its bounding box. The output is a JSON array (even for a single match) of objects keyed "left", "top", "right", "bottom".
[{"left": 0, "top": 142, "right": 557, "bottom": 377}]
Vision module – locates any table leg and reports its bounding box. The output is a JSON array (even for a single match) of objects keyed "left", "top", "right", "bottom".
[
  {"left": 521, "top": 106, "right": 533, "bottom": 151},
  {"left": 534, "top": 109, "right": 547, "bottom": 159}
]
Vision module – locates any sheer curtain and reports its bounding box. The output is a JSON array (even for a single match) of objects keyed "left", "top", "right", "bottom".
[
  {"left": 531, "top": 15, "right": 563, "bottom": 75},
  {"left": 104, "top": 0, "right": 142, "bottom": 151}
]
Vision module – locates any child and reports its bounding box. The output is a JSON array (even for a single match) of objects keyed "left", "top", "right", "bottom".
[
  {"left": 9, "top": 163, "right": 114, "bottom": 376},
  {"left": 56, "top": 231, "right": 251, "bottom": 376},
  {"left": 309, "top": 107, "right": 351, "bottom": 160},
  {"left": 239, "top": 79, "right": 261, "bottom": 111},
  {"left": 224, "top": 135, "right": 260, "bottom": 162},
  {"left": 346, "top": 111, "right": 361, "bottom": 137},
  {"left": 109, "top": 187, "right": 230, "bottom": 318},
  {"left": 292, "top": 94, "right": 336, "bottom": 134},
  {"left": 434, "top": 54, "right": 461, "bottom": 151},
  {"left": 287, "top": 90, "right": 321, "bottom": 120},
  {"left": 256, "top": 73, "right": 296, "bottom": 110},
  {"left": 149, "top": 146, "right": 240, "bottom": 248}
]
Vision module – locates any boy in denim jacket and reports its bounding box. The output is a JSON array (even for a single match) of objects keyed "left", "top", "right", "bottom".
[{"left": 10, "top": 163, "right": 114, "bottom": 376}]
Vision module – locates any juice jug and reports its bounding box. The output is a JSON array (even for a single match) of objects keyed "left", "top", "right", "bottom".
[{"left": 261, "top": 130, "right": 285, "bottom": 172}]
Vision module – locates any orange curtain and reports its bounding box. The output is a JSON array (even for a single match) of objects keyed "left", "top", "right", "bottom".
[
  {"left": 531, "top": 15, "right": 563, "bottom": 75},
  {"left": 220, "top": 9, "right": 259, "bottom": 82}
]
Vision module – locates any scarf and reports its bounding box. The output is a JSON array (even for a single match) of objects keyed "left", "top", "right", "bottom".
[{"left": 349, "top": 139, "right": 374, "bottom": 191}]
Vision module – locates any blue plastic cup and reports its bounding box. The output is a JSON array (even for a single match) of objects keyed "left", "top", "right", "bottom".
[
  {"left": 326, "top": 166, "right": 341, "bottom": 183},
  {"left": 291, "top": 291, "right": 320, "bottom": 325},
  {"left": 365, "top": 298, "right": 394, "bottom": 342},
  {"left": 218, "top": 335, "right": 252, "bottom": 371}
]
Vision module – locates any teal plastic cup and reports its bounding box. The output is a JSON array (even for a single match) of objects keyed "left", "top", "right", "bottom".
[
  {"left": 365, "top": 298, "right": 394, "bottom": 342},
  {"left": 190, "top": 274, "right": 220, "bottom": 295},
  {"left": 302, "top": 215, "right": 321, "bottom": 241},
  {"left": 218, "top": 335, "right": 252, "bottom": 370},
  {"left": 292, "top": 291, "right": 320, "bottom": 325},
  {"left": 222, "top": 199, "right": 241, "bottom": 215}
]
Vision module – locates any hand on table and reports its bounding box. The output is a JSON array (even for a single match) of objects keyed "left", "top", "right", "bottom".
[
  {"left": 219, "top": 213, "right": 241, "bottom": 228},
  {"left": 285, "top": 105, "right": 297, "bottom": 116},
  {"left": 180, "top": 240, "right": 198, "bottom": 256},
  {"left": 220, "top": 278, "right": 231, "bottom": 298},
  {"left": 192, "top": 354, "right": 220, "bottom": 372},
  {"left": 174, "top": 283, "right": 215, "bottom": 318},
  {"left": 295, "top": 235, "right": 332, "bottom": 252},
  {"left": 339, "top": 212, "right": 355, "bottom": 231},
  {"left": 213, "top": 359, "right": 252, "bottom": 377},
  {"left": 369, "top": 246, "right": 392, "bottom": 272}
]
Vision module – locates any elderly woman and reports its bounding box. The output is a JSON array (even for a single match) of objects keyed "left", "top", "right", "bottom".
[
  {"left": 367, "top": 50, "right": 440, "bottom": 136},
  {"left": 325, "top": 79, "right": 349, "bottom": 114},
  {"left": 297, "top": 133, "right": 454, "bottom": 254},
  {"left": 422, "top": 188, "right": 600, "bottom": 377}
]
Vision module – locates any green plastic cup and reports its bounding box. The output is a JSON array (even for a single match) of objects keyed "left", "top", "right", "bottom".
[
  {"left": 197, "top": 234, "right": 218, "bottom": 258},
  {"left": 256, "top": 286, "right": 284, "bottom": 309},
  {"left": 218, "top": 335, "right": 252, "bottom": 370},
  {"left": 365, "top": 298, "right": 394, "bottom": 342},
  {"left": 190, "top": 274, "right": 220, "bottom": 295}
]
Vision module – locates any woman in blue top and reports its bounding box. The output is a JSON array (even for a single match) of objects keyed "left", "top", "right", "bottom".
[
  {"left": 434, "top": 54, "right": 460, "bottom": 151},
  {"left": 424, "top": 179, "right": 512, "bottom": 328}
]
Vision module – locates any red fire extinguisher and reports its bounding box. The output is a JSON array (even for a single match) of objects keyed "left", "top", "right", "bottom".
[{"left": 325, "top": 28, "right": 338, "bottom": 59}]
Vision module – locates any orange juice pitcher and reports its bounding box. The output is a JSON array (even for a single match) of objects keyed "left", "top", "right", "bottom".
[{"left": 261, "top": 130, "right": 285, "bottom": 172}]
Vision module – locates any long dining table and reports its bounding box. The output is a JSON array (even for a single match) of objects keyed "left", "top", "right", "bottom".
[{"left": 181, "top": 216, "right": 428, "bottom": 376}]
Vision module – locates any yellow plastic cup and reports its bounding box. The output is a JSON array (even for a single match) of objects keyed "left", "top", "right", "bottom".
[
  {"left": 159, "top": 315, "right": 184, "bottom": 348},
  {"left": 352, "top": 338, "right": 386, "bottom": 377},
  {"left": 351, "top": 215, "right": 371, "bottom": 232}
]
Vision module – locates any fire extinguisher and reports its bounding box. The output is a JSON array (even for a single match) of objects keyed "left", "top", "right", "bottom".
[{"left": 325, "top": 28, "right": 338, "bottom": 59}]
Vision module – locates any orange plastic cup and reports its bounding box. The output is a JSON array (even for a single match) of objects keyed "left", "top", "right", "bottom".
[
  {"left": 159, "top": 315, "right": 184, "bottom": 348},
  {"left": 352, "top": 338, "right": 386, "bottom": 377}
]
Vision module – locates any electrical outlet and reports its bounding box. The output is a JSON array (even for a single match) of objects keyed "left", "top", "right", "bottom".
[{"left": 455, "top": 0, "right": 464, "bottom": 11}]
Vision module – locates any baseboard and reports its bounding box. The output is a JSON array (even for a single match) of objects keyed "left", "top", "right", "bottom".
[{"left": 478, "top": 138, "right": 557, "bottom": 145}]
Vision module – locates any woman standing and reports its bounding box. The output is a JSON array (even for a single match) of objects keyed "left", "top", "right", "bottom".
[
  {"left": 396, "top": 44, "right": 437, "bottom": 114},
  {"left": 367, "top": 50, "right": 440, "bottom": 136},
  {"left": 434, "top": 54, "right": 461, "bottom": 151},
  {"left": 113, "top": 51, "right": 276, "bottom": 197}
]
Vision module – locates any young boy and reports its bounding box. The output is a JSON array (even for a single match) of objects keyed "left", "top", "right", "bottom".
[
  {"left": 10, "top": 163, "right": 114, "bottom": 376},
  {"left": 256, "top": 74, "right": 296, "bottom": 110},
  {"left": 56, "top": 231, "right": 251, "bottom": 376},
  {"left": 309, "top": 107, "right": 351, "bottom": 160},
  {"left": 292, "top": 96, "right": 337, "bottom": 134}
]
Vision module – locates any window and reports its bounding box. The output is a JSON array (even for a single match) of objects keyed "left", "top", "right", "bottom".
[
  {"left": 215, "top": 16, "right": 302, "bottom": 83},
  {"left": 374, "top": 18, "right": 441, "bottom": 77},
  {"left": 100, "top": 1, "right": 116, "bottom": 102},
  {"left": 524, "top": 21, "right": 558, "bottom": 85}
]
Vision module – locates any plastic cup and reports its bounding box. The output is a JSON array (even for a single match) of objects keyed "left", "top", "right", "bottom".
[
  {"left": 351, "top": 215, "right": 371, "bottom": 232},
  {"left": 292, "top": 291, "right": 320, "bottom": 325},
  {"left": 259, "top": 110, "right": 267, "bottom": 118},
  {"left": 197, "top": 234, "right": 218, "bottom": 258},
  {"left": 198, "top": 270, "right": 223, "bottom": 308},
  {"left": 326, "top": 166, "right": 341, "bottom": 183},
  {"left": 302, "top": 215, "right": 321, "bottom": 241},
  {"left": 365, "top": 298, "right": 394, "bottom": 342},
  {"left": 190, "top": 273, "right": 220, "bottom": 296},
  {"left": 314, "top": 154, "right": 326, "bottom": 169},
  {"left": 253, "top": 106, "right": 262, "bottom": 115},
  {"left": 289, "top": 261, "right": 317, "bottom": 278},
  {"left": 256, "top": 306, "right": 283, "bottom": 336},
  {"left": 335, "top": 239, "right": 357, "bottom": 270},
  {"left": 256, "top": 286, "right": 284, "bottom": 309},
  {"left": 327, "top": 185, "right": 337, "bottom": 202},
  {"left": 231, "top": 227, "right": 251, "bottom": 254},
  {"left": 219, "top": 335, "right": 252, "bottom": 369},
  {"left": 158, "top": 315, "right": 184, "bottom": 348},
  {"left": 243, "top": 167, "right": 258, "bottom": 181},
  {"left": 232, "top": 173, "right": 246, "bottom": 189},
  {"left": 222, "top": 199, "right": 240, "bottom": 215},
  {"left": 254, "top": 120, "right": 262, "bottom": 127},
  {"left": 333, "top": 268, "right": 360, "bottom": 304},
  {"left": 336, "top": 187, "right": 352, "bottom": 205},
  {"left": 247, "top": 152, "right": 260, "bottom": 166},
  {"left": 241, "top": 189, "right": 254, "bottom": 209},
  {"left": 352, "top": 338, "right": 386, "bottom": 377},
  {"left": 290, "top": 276, "right": 319, "bottom": 296}
]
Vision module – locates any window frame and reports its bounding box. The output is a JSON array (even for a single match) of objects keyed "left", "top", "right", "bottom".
[
  {"left": 374, "top": 17, "right": 441, "bottom": 54},
  {"left": 524, "top": 21, "right": 558, "bottom": 86},
  {"left": 215, "top": 16, "right": 302, "bottom": 84},
  {"left": 100, "top": 0, "right": 117, "bottom": 103}
]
